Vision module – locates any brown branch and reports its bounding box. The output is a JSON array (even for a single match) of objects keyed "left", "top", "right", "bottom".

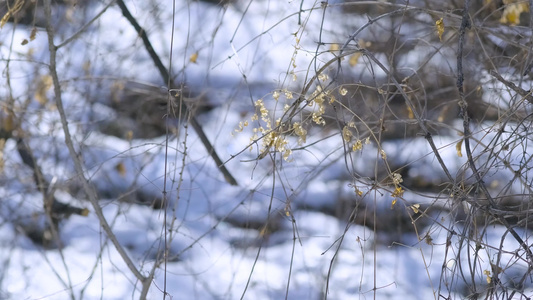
[
  {"left": 489, "top": 70, "right": 533, "bottom": 104},
  {"left": 16, "top": 138, "right": 88, "bottom": 218},
  {"left": 3, "top": 110, "right": 87, "bottom": 248},
  {"left": 116, "top": 0, "right": 238, "bottom": 186},
  {"left": 43, "top": 0, "right": 147, "bottom": 284},
  {"left": 458, "top": 4, "right": 533, "bottom": 266}
]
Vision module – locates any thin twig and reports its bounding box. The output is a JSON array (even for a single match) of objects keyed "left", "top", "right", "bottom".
[
  {"left": 360, "top": 48, "right": 455, "bottom": 183},
  {"left": 457, "top": 0, "right": 533, "bottom": 266},
  {"left": 57, "top": 0, "right": 116, "bottom": 49},
  {"left": 43, "top": 0, "right": 146, "bottom": 284},
  {"left": 489, "top": 70, "right": 533, "bottom": 104},
  {"left": 116, "top": 0, "right": 238, "bottom": 186}
]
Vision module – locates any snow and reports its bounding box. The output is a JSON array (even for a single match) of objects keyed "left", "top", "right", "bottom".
[{"left": 0, "top": 0, "right": 532, "bottom": 299}]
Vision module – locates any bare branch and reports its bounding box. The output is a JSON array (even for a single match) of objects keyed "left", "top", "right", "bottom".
[
  {"left": 43, "top": 0, "right": 147, "bottom": 285},
  {"left": 116, "top": 0, "right": 238, "bottom": 186},
  {"left": 490, "top": 70, "right": 533, "bottom": 104}
]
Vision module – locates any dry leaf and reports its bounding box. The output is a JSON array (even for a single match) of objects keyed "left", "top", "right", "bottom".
[
  {"left": 349, "top": 52, "right": 361, "bottom": 67},
  {"left": 115, "top": 162, "right": 126, "bottom": 177},
  {"left": 425, "top": 234, "right": 433, "bottom": 245},
  {"left": 392, "top": 186, "right": 404, "bottom": 198},
  {"left": 80, "top": 208, "right": 90, "bottom": 216},
  {"left": 407, "top": 105, "right": 414, "bottom": 119},
  {"left": 34, "top": 75, "right": 53, "bottom": 105},
  {"left": 456, "top": 139, "right": 463, "bottom": 157},
  {"left": 125, "top": 130, "right": 133, "bottom": 141},
  {"left": 358, "top": 39, "right": 371, "bottom": 48},
  {"left": 259, "top": 224, "right": 270, "bottom": 237},
  {"left": 437, "top": 105, "right": 450, "bottom": 122},
  {"left": 0, "top": 14, "right": 9, "bottom": 28},
  {"left": 436, "top": 18, "right": 444, "bottom": 41},
  {"left": 30, "top": 27, "right": 37, "bottom": 41},
  {"left": 83, "top": 60, "right": 91, "bottom": 75},
  {"left": 2, "top": 113, "right": 14, "bottom": 132},
  {"left": 189, "top": 52, "right": 198, "bottom": 64},
  {"left": 0, "top": 0, "right": 24, "bottom": 29},
  {"left": 483, "top": 270, "right": 491, "bottom": 284}
]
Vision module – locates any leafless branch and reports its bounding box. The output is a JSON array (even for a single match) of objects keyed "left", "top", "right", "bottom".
[
  {"left": 43, "top": 0, "right": 147, "bottom": 286},
  {"left": 116, "top": 0, "right": 238, "bottom": 186}
]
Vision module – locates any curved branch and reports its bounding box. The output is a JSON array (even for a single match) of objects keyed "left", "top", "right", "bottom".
[{"left": 43, "top": 0, "right": 147, "bottom": 284}]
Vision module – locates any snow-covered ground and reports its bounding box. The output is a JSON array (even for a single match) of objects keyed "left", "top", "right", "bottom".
[{"left": 0, "top": 0, "right": 532, "bottom": 299}]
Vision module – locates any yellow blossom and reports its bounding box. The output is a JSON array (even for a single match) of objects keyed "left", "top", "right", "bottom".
[
  {"left": 293, "top": 122, "right": 307, "bottom": 144},
  {"left": 283, "top": 149, "right": 292, "bottom": 161},
  {"left": 318, "top": 73, "right": 329, "bottom": 81},
  {"left": 312, "top": 113, "right": 325, "bottom": 126},
  {"left": 380, "top": 149, "right": 387, "bottom": 160},
  {"left": 392, "top": 173, "right": 403, "bottom": 185},
  {"left": 284, "top": 90, "right": 293, "bottom": 99},
  {"left": 273, "top": 91, "right": 280, "bottom": 101},
  {"left": 352, "top": 140, "right": 363, "bottom": 151},
  {"left": 339, "top": 87, "right": 348, "bottom": 96}
]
